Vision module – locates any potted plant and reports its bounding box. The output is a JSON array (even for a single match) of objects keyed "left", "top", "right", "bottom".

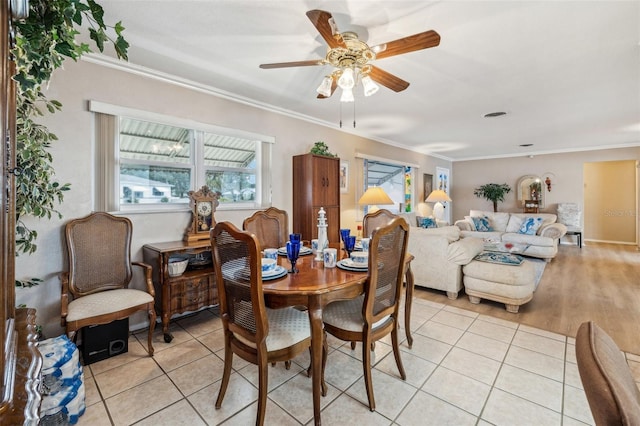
[
  {"left": 473, "top": 183, "right": 511, "bottom": 212},
  {"left": 309, "top": 141, "right": 336, "bottom": 157}
]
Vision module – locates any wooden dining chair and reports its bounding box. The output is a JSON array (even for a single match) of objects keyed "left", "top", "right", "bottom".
[
  {"left": 211, "top": 221, "right": 312, "bottom": 425},
  {"left": 362, "top": 208, "right": 397, "bottom": 237},
  {"left": 242, "top": 206, "right": 288, "bottom": 250},
  {"left": 323, "top": 217, "right": 409, "bottom": 411},
  {"left": 60, "top": 212, "right": 156, "bottom": 356},
  {"left": 575, "top": 321, "right": 640, "bottom": 425}
]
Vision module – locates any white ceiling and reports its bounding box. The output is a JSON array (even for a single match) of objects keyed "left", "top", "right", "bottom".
[{"left": 86, "top": 1, "right": 640, "bottom": 161}]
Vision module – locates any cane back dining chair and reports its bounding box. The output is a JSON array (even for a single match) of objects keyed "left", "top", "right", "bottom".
[
  {"left": 575, "top": 321, "right": 640, "bottom": 425},
  {"left": 242, "top": 206, "right": 288, "bottom": 251},
  {"left": 211, "top": 221, "right": 312, "bottom": 425},
  {"left": 323, "top": 217, "right": 409, "bottom": 411},
  {"left": 60, "top": 212, "right": 156, "bottom": 356},
  {"left": 363, "top": 208, "right": 397, "bottom": 238}
]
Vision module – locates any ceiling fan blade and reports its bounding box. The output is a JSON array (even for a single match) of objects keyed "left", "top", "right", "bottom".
[
  {"left": 306, "top": 9, "right": 346, "bottom": 49},
  {"left": 371, "top": 30, "right": 441, "bottom": 60},
  {"left": 259, "top": 59, "right": 324, "bottom": 69},
  {"left": 369, "top": 66, "right": 410, "bottom": 92},
  {"left": 317, "top": 79, "right": 337, "bottom": 99}
]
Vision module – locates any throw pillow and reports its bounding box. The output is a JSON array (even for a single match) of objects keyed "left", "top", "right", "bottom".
[
  {"left": 519, "top": 217, "right": 544, "bottom": 235},
  {"left": 418, "top": 216, "right": 438, "bottom": 229},
  {"left": 471, "top": 216, "right": 493, "bottom": 232}
]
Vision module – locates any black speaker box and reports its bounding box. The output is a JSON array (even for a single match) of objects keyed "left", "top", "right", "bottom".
[{"left": 81, "top": 318, "right": 129, "bottom": 365}]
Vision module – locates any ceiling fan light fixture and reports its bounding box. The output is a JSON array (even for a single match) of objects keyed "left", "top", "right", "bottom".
[
  {"left": 337, "top": 67, "right": 355, "bottom": 89},
  {"left": 340, "top": 87, "right": 355, "bottom": 103},
  {"left": 361, "top": 75, "right": 379, "bottom": 97},
  {"left": 316, "top": 75, "right": 333, "bottom": 97}
]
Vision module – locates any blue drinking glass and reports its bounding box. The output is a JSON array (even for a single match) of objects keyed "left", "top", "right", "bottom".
[
  {"left": 344, "top": 235, "right": 356, "bottom": 259},
  {"left": 289, "top": 233, "right": 302, "bottom": 243},
  {"left": 339, "top": 229, "right": 351, "bottom": 244},
  {"left": 286, "top": 241, "right": 300, "bottom": 273}
]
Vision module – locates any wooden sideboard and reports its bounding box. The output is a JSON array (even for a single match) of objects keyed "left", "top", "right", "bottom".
[{"left": 143, "top": 240, "right": 218, "bottom": 343}]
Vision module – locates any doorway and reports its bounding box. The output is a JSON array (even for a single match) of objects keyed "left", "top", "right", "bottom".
[{"left": 583, "top": 160, "right": 637, "bottom": 244}]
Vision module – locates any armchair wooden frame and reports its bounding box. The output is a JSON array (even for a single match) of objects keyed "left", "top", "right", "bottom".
[{"left": 60, "top": 212, "right": 156, "bottom": 356}]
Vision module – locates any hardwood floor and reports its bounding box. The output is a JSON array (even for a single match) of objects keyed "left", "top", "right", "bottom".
[{"left": 414, "top": 241, "right": 640, "bottom": 355}]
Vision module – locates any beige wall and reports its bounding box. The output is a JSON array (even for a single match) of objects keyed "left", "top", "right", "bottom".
[
  {"left": 452, "top": 149, "right": 640, "bottom": 242},
  {"left": 15, "top": 59, "right": 450, "bottom": 336}
]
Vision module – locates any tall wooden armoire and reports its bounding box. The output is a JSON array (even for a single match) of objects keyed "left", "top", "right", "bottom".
[
  {"left": 0, "top": 2, "right": 42, "bottom": 423},
  {"left": 292, "top": 154, "right": 341, "bottom": 242}
]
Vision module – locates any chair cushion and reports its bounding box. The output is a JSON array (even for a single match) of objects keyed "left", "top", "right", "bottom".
[
  {"left": 66, "top": 288, "right": 153, "bottom": 322},
  {"left": 576, "top": 321, "right": 640, "bottom": 425},
  {"left": 323, "top": 296, "right": 389, "bottom": 332},
  {"left": 235, "top": 307, "right": 310, "bottom": 352}
]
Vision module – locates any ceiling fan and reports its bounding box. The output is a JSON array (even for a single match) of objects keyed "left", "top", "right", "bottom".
[{"left": 259, "top": 9, "right": 441, "bottom": 101}]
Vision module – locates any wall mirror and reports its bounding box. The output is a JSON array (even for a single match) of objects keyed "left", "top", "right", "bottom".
[{"left": 517, "top": 175, "right": 544, "bottom": 208}]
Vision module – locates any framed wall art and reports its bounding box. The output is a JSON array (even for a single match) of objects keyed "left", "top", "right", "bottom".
[
  {"left": 423, "top": 173, "right": 433, "bottom": 201},
  {"left": 339, "top": 160, "right": 349, "bottom": 193}
]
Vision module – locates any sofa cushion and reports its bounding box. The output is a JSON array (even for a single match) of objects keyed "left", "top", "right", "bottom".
[
  {"left": 447, "top": 237, "right": 484, "bottom": 265},
  {"left": 464, "top": 216, "right": 477, "bottom": 230},
  {"left": 470, "top": 210, "right": 510, "bottom": 232},
  {"left": 397, "top": 212, "right": 417, "bottom": 228},
  {"left": 510, "top": 213, "right": 557, "bottom": 234},
  {"left": 505, "top": 215, "right": 524, "bottom": 233},
  {"left": 519, "top": 217, "right": 544, "bottom": 235},
  {"left": 471, "top": 216, "right": 493, "bottom": 232},
  {"left": 502, "top": 233, "right": 556, "bottom": 247},
  {"left": 414, "top": 225, "right": 461, "bottom": 242},
  {"left": 460, "top": 230, "right": 504, "bottom": 241}
]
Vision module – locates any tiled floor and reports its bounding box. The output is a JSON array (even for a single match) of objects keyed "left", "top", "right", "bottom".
[{"left": 77, "top": 298, "right": 640, "bottom": 425}]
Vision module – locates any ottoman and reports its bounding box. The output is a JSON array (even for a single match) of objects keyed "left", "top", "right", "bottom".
[{"left": 462, "top": 259, "right": 536, "bottom": 313}]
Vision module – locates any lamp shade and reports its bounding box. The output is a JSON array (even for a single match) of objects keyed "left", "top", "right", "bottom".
[
  {"left": 425, "top": 189, "right": 452, "bottom": 203},
  {"left": 359, "top": 187, "right": 394, "bottom": 206}
]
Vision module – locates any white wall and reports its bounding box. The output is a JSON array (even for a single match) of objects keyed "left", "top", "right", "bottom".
[{"left": 15, "top": 59, "right": 449, "bottom": 337}]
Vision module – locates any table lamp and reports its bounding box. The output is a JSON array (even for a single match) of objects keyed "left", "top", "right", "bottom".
[
  {"left": 359, "top": 187, "right": 394, "bottom": 213},
  {"left": 425, "top": 189, "right": 452, "bottom": 221}
]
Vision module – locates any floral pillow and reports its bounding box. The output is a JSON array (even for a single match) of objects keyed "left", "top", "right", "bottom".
[
  {"left": 471, "top": 216, "right": 493, "bottom": 232},
  {"left": 418, "top": 216, "right": 438, "bottom": 229},
  {"left": 519, "top": 217, "right": 544, "bottom": 235}
]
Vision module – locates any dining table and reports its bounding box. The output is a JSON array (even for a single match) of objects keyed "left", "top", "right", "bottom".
[{"left": 261, "top": 246, "right": 415, "bottom": 425}]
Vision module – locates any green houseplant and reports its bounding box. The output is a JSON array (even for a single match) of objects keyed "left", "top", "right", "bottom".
[
  {"left": 309, "top": 141, "right": 336, "bottom": 157},
  {"left": 13, "top": 0, "right": 128, "bottom": 257},
  {"left": 473, "top": 183, "right": 511, "bottom": 212}
]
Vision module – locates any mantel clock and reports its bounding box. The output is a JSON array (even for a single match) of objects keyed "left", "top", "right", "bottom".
[{"left": 184, "top": 185, "right": 219, "bottom": 242}]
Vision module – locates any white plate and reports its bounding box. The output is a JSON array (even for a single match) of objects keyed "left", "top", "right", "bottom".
[
  {"left": 337, "top": 259, "right": 368, "bottom": 272},
  {"left": 262, "top": 265, "right": 288, "bottom": 281},
  {"left": 342, "top": 258, "right": 368, "bottom": 268},
  {"left": 278, "top": 246, "right": 313, "bottom": 256}
]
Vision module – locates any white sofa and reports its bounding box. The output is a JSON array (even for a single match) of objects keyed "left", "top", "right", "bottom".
[
  {"left": 454, "top": 210, "right": 567, "bottom": 261},
  {"left": 398, "top": 213, "right": 484, "bottom": 299}
]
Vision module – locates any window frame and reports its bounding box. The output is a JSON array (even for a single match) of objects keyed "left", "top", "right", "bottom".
[{"left": 90, "top": 101, "right": 274, "bottom": 213}]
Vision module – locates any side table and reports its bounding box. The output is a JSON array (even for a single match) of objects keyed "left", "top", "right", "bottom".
[{"left": 564, "top": 227, "right": 583, "bottom": 248}]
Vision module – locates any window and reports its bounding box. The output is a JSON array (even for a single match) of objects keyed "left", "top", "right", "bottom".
[
  {"left": 91, "top": 101, "right": 273, "bottom": 212},
  {"left": 364, "top": 160, "right": 414, "bottom": 214}
]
